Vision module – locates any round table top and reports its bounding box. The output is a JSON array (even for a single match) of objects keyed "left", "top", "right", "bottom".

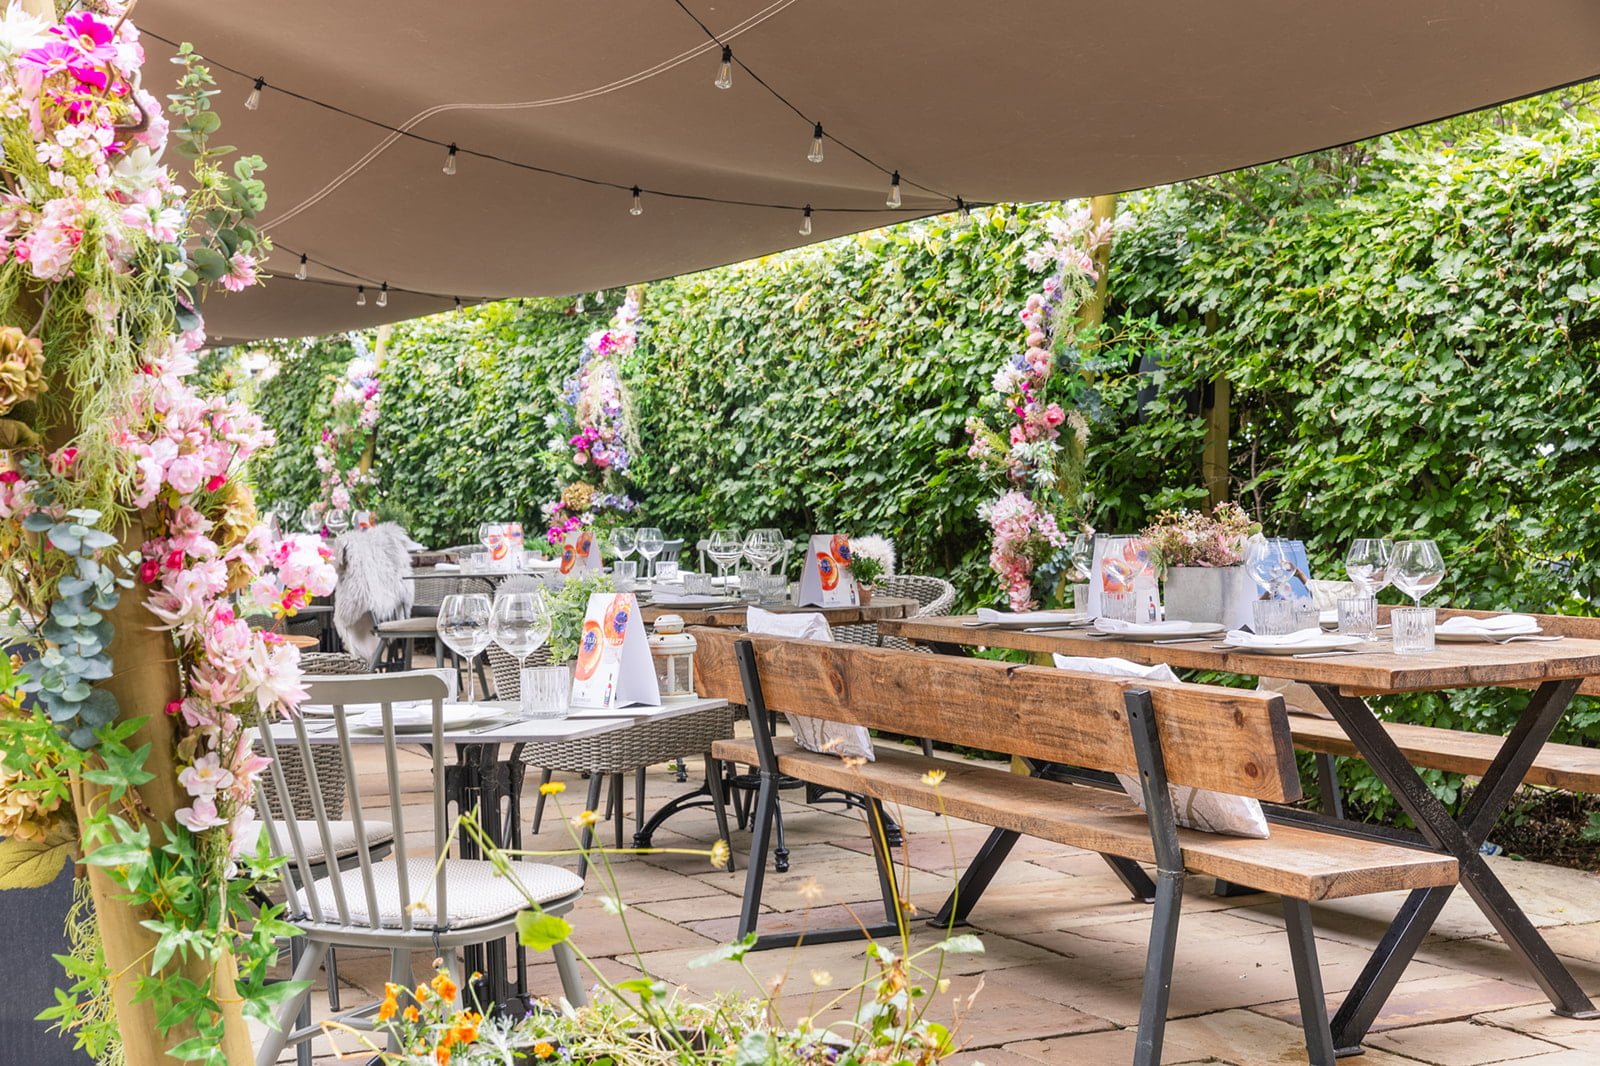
[
  {"left": 285, "top": 634, "right": 320, "bottom": 650},
  {"left": 640, "top": 595, "right": 918, "bottom": 629}
]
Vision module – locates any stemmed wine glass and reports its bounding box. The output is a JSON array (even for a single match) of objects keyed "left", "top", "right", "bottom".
[
  {"left": 1345, "top": 538, "right": 1393, "bottom": 596},
  {"left": 611, "top": 527, "right": 637, "bottom": 564},
  {"left": 491, "top": 590, "right": 552, "bottom": 694},
  {"left": 707, "top": 529, "right": 744, "bottom": 585},
  {"left": 1392, "top": 539, "right": 1445, "bottom": 607},
  {"left": 438, "top": 593, "right": 493, "bottom": 702},
  {"left": 635, "top": 526, "right": 664, "bottom": 579},
  {"left": 1069, "top": 532, "right": 1094, "bottom": 581},
  {"left": 743, "top": 528, "right": 784, "bottom": 575},
  {"left": 1246, "top": 538, "right": 1296, "bottom": 598},
  {"left": 324, "top": 509, "right": 350, "bottom": 537}
]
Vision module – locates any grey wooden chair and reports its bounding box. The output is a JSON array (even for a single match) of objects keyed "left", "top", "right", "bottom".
[{"left": 253, "top": 671, "right": 586, "bottom": 1066}]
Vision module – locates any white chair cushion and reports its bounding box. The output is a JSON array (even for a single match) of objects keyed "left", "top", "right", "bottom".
[
  {"left": 748, "top": 607, "right": 874, "bottom": 761},
  {"left": 305, "top": 857, "right": 582, "bottom": 930},
  {"left": 1053, "top": 655, "right": 1270, "bottom": 839},
  {"left": 288, "top": 819, "right": 395, "bottom": 866}
]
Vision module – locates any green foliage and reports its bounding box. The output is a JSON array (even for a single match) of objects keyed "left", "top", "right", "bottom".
[{"left": 247, "top": 335, "right": 362, "bottom": 514}]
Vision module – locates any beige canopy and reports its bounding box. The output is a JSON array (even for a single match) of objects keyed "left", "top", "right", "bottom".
[{"left": 139, "top": 0, "right": 1600, "bottom": 343}]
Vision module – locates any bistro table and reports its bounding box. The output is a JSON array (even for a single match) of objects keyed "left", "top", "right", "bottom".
[
  {"left": 879, "top": 614, "right": 1600, "bottom": 1054},
  {"left": 267, "top": 698, "right": 728, "bottom": 1009},
  {"left": 641, "top": 595, "right": 917, "bottom": 628}
]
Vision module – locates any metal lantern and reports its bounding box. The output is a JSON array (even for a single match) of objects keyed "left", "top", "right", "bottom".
[{"left": 648, "top": 614, "right": 698, "bottom": 702}]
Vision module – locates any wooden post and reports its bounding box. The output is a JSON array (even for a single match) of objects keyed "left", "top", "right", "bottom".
[
  {"left": 18, "top": 2, "right": 252, "bottom": 1062},
  {"left": 1200, "top": 311, "right": 1230, "bottom": 506},
  {"left": 1076, "top": 194, "right": 1117, "bottom": 337}
]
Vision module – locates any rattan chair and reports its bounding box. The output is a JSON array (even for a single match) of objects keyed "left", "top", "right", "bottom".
[
  {"left": 832, "top": 573, "right": 956, "bottom": 648},
  {"left": 254, "top": 672, "right": 586, "bottom": 1066}
]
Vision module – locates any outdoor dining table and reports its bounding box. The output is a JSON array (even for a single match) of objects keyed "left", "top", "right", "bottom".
[
  {"left": 640, "top": 594, "right": 918, "bottom": 628},
  {"left": 877, "top": 613, "right": 1600, "bottom": 1054},
  {"left": 266, "top": 697, "right": 728, "bottom": 1010}
]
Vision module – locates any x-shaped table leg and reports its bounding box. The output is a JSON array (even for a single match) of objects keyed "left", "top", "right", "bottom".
[{"left": 1310, "top": 679, "right": 1596, "bottom": 1054}]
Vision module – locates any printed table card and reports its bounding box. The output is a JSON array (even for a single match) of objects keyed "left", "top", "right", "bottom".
[
  {"left": 570, "top": 592, "right": 660, "bottom": 709},
  {"left": 559, "top": 528, "right": 604, "bottom": 577},
  {"left": 798, "top": 533, "right": 860, "bottom": 608}
]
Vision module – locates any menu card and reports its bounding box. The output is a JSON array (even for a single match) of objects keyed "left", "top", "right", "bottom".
[
  {"left": 798, "top": 533, "right": 860, "bottom": 608},
  {"left": 569, "top": 592, "right": 660, "bottom": 708},
  {"left": 559, "top": 528, "right": 603, "bottom": 577}
]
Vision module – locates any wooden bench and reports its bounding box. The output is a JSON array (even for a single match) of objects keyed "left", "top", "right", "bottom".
[
  {"left": 693, "top": 628, "right": 1458, "bottom": 1066},
  {"left": 1296, "top": 607, "right": 1600, "bottom": 814}
]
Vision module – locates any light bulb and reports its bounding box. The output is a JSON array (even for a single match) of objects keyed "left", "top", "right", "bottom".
[
  {"left": 377, "top": 283, "right": 389, "bottom": 308},
  {"left": 957, "top": 196, "right": 970, "bottom": 221},
  {"left": 576, "top": 294, "right": 586, "bottom": 312},
  {"left": 295, "top": 254, "right": 307, "bottom": 281},
  {"left": 715, "top": 45, "right": 732, "bottom": 90},
  {"left": 799, "top": 205, "right": 812, "bottom": 236},
  {"left": 630, "top": 186, "right": 643, "bottom": 216},
  {"left": 356, "top": 286, "right": 366, "bottom": 307},
  {"left": 807, "top": 122, "right": 825, "bottom": 163},
  {"left": 443, "top": 144, "right": 457, "bottom": 175},
  {"left": 453, "top": 296, "right": 462, "bottom": 311},
  {"left": 245, "top": 77, "right": 263, "bottom": 111},
  {"left": 886, "top": 171, "right": 902, "bottom": 209}
]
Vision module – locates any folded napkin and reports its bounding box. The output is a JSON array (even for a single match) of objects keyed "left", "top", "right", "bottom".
[
  {"left": 1092, "top": 618, "right": 1200, "bottom": 635},
  {"left": 432, "top": 561, "right": 461, "bottom": 571},
  {"left": 978, "top": 608, "right": 1088, "bottom": 624},
  {"left": 1224, "top": 628, "right": 1360, "bottom": 648},
  {"left": 1436, "top": 614, "right": 1540, "bottom": 635}
]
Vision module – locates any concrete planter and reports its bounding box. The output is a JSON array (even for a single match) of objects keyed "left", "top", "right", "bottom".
[{"left": 1162, "top": 565, "right": 1254, "bottom": 628}]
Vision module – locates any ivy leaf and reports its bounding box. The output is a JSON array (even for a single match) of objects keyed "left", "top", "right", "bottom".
[{"left": 0, "top": 828, "right": 77, "bottom": 890}]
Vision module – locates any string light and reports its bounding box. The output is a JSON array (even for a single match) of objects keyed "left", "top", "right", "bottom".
[
  {"left": 714, "top": 45, "right": 733, "bottom": 90},
  {"left": 957, "top": 196, "right": 970, "bottom": 221},
  {"left": 630, "top": 185, "right": 643, "bottom": 215},
  {"left": 807, "top": 122, "right": 825, "bottom": 163},
  {"left": 377, "top": 282, "right": 389, "bottom": 307},
  {"left": 454, "top": 296, "right": 462, "bottom": 311},
  {"left": 443, "top": 143, "right": 457, "bottom": 175},
  {"left": 295, "top": 253, "right": 307, "bottom": 280},
  {"left": 244, "top": 77, "right": 263, "bottom": 111},
  {"left": 575, "top": 294, "right": 586, "bottom": 312},
  {"left": 355, "top": 285, "right": 366, "bottom": 306},
  {"left": 799, "top": 205, "right": 812, "bottom": 236},
  {"left": 886, "top": 171, "right": 902, "bottom": 209}
]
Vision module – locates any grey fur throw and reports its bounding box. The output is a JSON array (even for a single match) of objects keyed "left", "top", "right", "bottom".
[{"left": 332, "top": 523, "right": 415, "bottom": 663}]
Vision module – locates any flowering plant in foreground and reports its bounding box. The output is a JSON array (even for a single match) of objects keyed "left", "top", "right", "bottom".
[
  {"left": 0, "top": 6, "right": 328, "bottom": 1062},
  {"left": 335, "top": 778, "right": 977, "bottom": 1065},
  {"left": 542, "top": 292, "right": 640, "bottom": 541},
  {"left": 1140, "top": 501, "right": 1260, "bottom": 572},
  {"left": 966, "top": 206, "right": 1109, "bottom": 610}
]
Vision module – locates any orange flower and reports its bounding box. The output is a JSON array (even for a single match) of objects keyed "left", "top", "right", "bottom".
[
  {"left": 533, "top": 1042, "right": 556, "bottom": 1059},
  {"left": 415, "top": 983, "right": 431, "bottom": 1002},
  {"left": 431, "top": 971, "right": 459, "bottom": 1002},
  {"left": 447, "top": 1010, "right": 482, "bottom": 1046},
  {"left": 403, "top": 1005, "right": 420, "bottom": 1023},
  {"left": 433, "top": 1047, "right": 451, "bottom": 1066},
  {"left": 376, "top": 984, "right": 400, "bottom": 1022}
]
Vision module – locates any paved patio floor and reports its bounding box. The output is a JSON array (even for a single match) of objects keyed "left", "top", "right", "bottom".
[{"left": 259, "top": 738, "right": 1600, "bottom": 1066}]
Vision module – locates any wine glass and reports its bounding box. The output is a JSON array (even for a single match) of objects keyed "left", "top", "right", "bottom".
[
  {"left": 491, "top": 590, "right": 552, "bottom": 674},
  {"left": 299, "top": 506, "right": 323, "bottom": 534},
  {"left": 1245, "top": 538, "right": 1296, "bottom": 598},
  {"left": 743, "top": 528, "right": 784, "bottom": 576},
  {"left": 611, "top": 527, "right": 637, "bottom": 562},
  {"left": 438, "top": 593, "right": 493, "bottom": 702},
  {"left": 707, "top": 529, "right": 744, "bottom": 585},
  {"left": 1392, "top": 539, "right": 1445, "bottom": 607},
  {"left": 1069, "top": 532, "right": 1095, "bottom": 581},
  {"left": 478, "top": 522, "right": 502, "bottom": 549},
  {"left": 1345, "top": 538, "right": 1393, "bottom": 595},
  {"left": 636, "top": 526, "right": 664, "bottom": 579},
  {"left": 324, "top": 509, "right": 350, "bottom": 536}
]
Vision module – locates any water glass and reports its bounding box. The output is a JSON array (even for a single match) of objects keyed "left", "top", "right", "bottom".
[
  {"left": 1071, "top": 583, "right": 1089, "bottom": 614},
  {"left": 1251, "top": 597, "right": 1296, "bottom": 636},
  {"left": 758, "top": 573, "right": 789, "bottom": 605},
  {"left": 736, "top": 568, "right": 760, "bottom": 602},
  {"left": 683, "top": 572, "right": 714, "bottom": 595},
  {"left": 655, "top": 558, "right": 681, "bottom": 582},
  {"left": 1391, "top": 606, "right": 1437, "bottom": 655},
  {"left": 612, "top": 559, "right": 638, "bottom": 592},
  {"left": 520, "top": 664, "right": 571, "bottom": 719},
  {"left": 1337, "top": 594, "right": 1377, "bottom": 639},
  {"left": 1101, "top": 592, "right": 1139, "bottom": 624}
]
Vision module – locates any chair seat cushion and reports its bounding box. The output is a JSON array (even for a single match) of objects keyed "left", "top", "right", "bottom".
[
  {"left": 376, "top": 616, "right": 439, "bottom": 636},
  {"left": 289, "top": 819, "right": 395, "bottom": 866},
  {"left": 305, "top": 857, "right": 582, "bottom": 930}
]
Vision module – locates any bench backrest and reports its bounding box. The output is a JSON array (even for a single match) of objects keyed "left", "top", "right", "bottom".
[{"left": 692, "top": 627, "right": 1302, "bottom": 803}]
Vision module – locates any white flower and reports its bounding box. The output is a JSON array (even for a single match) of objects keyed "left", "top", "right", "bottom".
[{"left": 0, "top": 5, "right": 49, "bottom": 62}]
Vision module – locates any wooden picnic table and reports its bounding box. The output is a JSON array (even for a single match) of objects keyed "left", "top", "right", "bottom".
[
  {"left": 640, "top": 595, "right": 917, "bottom": 628},
  {"left": 879, "top": 613, "right": 1600, "bottom": 1053}
]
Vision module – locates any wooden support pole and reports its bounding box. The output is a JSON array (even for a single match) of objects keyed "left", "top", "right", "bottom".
[
  {"left": 1076, "top": 194, "right": 1118, "bottom": 337},
  {"left": 1200, "top": 310, "right": 1230, "bottom": 506}
]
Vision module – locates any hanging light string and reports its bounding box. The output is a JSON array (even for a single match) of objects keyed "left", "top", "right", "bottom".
[
  {"left": 666, "top": 0, "right": 952, "bottom": 201},
  {"left": 139, "top": 17, "right": 966, "bottom": 226}
]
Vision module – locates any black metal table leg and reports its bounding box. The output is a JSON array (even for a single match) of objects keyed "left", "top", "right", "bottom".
[{"left": 1312, "top": 680, "right": 1597, "bottom": 1052}]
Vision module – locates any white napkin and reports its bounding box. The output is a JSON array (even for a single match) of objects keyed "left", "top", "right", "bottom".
[
  {"left": 978, "top": 608, "right": 1087, "bottom": 624},
  {"left": 1436, "top": 614, "right": 1539, "bottom": 635},
  {"left": 1092, "top": 618, "right": 1199, "bottom": 635},
  {"left": 1224, "top": 628, "right": 1362, "bottom": 648},
  {"left": 432, "top": 561, "right": 461, "bottom": 571}
]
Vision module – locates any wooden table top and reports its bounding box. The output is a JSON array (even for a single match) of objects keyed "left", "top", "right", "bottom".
[
  {"left": 284, "top": 633, "right": 321, "bottom": 650},
  {"left": 644, "top": 595, "right": 918, "bottom": 628},
  {"left": 878, "top": 615, "right": 1600, "bottom": 695}
]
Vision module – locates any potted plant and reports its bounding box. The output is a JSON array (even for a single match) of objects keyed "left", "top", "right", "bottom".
[
  {"left": 1141, "top": 502, "right": 1260, "bottom": 626},
  {"left": 846, "top": 535, "right": 895, "bottom": 605}
]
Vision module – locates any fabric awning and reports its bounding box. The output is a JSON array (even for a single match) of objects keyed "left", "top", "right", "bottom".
[{"left": 138, "top": 0, "right": 1600, "bottom": 343}]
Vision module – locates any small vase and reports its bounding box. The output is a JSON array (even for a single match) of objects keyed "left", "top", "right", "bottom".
[
  {"left": 858, "top": 584, "right": 875, "bottom": 606},
  {"left": 1162, "top": 565, "right": 1253, "bottom": 627}
]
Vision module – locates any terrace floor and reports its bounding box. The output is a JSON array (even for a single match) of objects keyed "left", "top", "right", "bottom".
[{"left": 259, "top": 739, "right": 1600, "bottom": 1066}]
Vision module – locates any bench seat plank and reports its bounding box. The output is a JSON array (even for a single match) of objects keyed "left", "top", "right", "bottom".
[
  {"left": 713, "top": 737, "right": 1458, "bottom": 902},
  {"left": 1289, "top": 715, "right": 1600, "bottom": 793}
]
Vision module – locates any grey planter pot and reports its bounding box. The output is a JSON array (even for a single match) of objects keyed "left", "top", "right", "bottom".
[{"left": 1162, "top": 566, "right": 1254, "bottom": 628}]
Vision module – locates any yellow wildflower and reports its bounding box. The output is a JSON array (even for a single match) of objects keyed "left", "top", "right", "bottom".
[
  {"left": 810, "top": 969, "right": 832, "bottom": 987},
  {"left": 539, "top": 780, "right": 566, "bottom": 796},
  {"left": 921, "top": 768, "right": 947, "bottom": 787},
  {"left": 709, "top": 839, "right": 730, "bottom": 870},
  {"left": 572, "top": 809, "right": 599, "bottom": 828}
]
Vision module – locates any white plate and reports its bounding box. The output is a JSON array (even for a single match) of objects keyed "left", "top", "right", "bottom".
[
  {"left": 351, "top": 702, "right": 509, "bottom": 734},
  {"left": 977, "top": 612, "right": 1091, "bottom": 630},
  {"left": 1222, "top": 635, "right": 1367, "bottom": 655},
  {"left": 1435, "top": 627, "right": 1543, "bottom": 643},
  {"left": 1095, "top": 621, "right": 1226, "bottom": 641},
  {"left": 649, "top": 595, "right": 744, "bottom": 608}
]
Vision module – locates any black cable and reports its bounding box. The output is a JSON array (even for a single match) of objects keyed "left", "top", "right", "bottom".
[
  {"left": 141, "top": 28, "right": 953, "bottom": 215},
  {"left": 665, "top": 0, "right": 953, "bottom": 201}
]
